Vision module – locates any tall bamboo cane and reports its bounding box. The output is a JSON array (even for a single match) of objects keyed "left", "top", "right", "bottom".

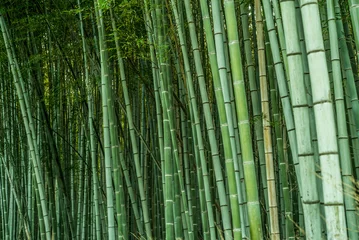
[{"left": 300, "top": 0, "right": 347, "bottom": 238}]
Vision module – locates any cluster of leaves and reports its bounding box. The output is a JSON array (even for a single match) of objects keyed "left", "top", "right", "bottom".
[
  {"left": 109, "top": 0, "right": 149, "bottom": 59},
  {"left": 1, "top": 0, "right": 151, "bottom": 96}
]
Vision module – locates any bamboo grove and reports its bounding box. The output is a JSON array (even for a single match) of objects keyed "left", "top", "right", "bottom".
[{"left": 0, "top": 0, "right": 358, "bottom": 239}]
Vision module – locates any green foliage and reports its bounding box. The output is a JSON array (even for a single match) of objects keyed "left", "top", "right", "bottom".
[
  {"left": 99, "top": 0, "right": 112, "bottom": 10},
  {"left": 109, "top": 0, "right": 148, "bottom": 59}
]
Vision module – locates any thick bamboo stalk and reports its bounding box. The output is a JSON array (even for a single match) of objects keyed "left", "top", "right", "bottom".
[
  {"left": 280, "top": 1, "right": 322, "bottom": 239},
  {"left": 299, "top": 0, "right": 348, "bottom": 238}
]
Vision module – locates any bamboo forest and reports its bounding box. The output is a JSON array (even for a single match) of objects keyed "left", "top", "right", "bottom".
[{"left": 1, "top": 0, "right": 359, "bottom": 239}]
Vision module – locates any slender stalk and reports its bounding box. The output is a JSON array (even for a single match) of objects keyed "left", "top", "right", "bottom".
[{"left": 254, "top": 1, "right": 280, "bottom": 238}]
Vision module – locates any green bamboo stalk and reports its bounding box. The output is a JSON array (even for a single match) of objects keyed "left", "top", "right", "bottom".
[
  {"left": 153, "top": 1, "right": 194, "bottom": 239},
  {"left": 94, "top": 1, "right": 116, "bottom": 238},
  {"left": 335, "top": 1, "right": 359, "bottom": 184},
  {"left": 254, "top": 1, "right": 280, "bottom": 238},
  {"left": 271, "top": 0, "right": 289, "bottom": 80},
  {"left": 76, "top": 126, "right": 85, "bottom": 240},
  {"left": 280, "top": 1, "right": 322, "bottom": 239},
  {"left": 299, "top": 0, "right": 348, "bottom": 238},
  {"left": 334, "top": 0, "right": 359, "bottom": 140},
  {"left": 261, "top": 0, "right": 303, "bottom": 202},
  {"left": 267, "top": 43, "right": 295, "bottom": 239},
  {"left": 327, "top": 0, "right": 358, "bottom": 237},
  {"left": 168, "top": 0, "right": 219, "bottom": 238},
  {"left": 0, "top": 156, "right": 31, "bottom": 239},
  {"left": 181, "top": 0, "right": 235, "bottom": 238},
  {"left": 0, "top": 14, "right": 51, "bottom": 240},
  {"left": 112, "top": 9, "right": 155, "bottom": 240},
  {"left": 348, "top": 0, "right": 359, "bottom": 64},
  {"left": 197, "top": 0, "right": 249, "bottom": 238},
  {"left": 76, "top": 1, "right": 101, "bottom": 237}
]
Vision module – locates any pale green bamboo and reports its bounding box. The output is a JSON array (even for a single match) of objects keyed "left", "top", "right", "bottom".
[
  {"left": 94, "top": 1, "right": 115, "bottom": 238},
  {"left": 299, "top": 0, "right": 348, "bottom": 238},
  {"left": 280, "top": 1, "right": 322, "bottom": 239},
  {"left": 106, "top": 76, "right": 124, "bottom": 239},
  {"left": 293, "top": 2, "right": 319, "bottom": 234},
  {"left": 161, "top": 79, "right": 174, "bottom": 240}
]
